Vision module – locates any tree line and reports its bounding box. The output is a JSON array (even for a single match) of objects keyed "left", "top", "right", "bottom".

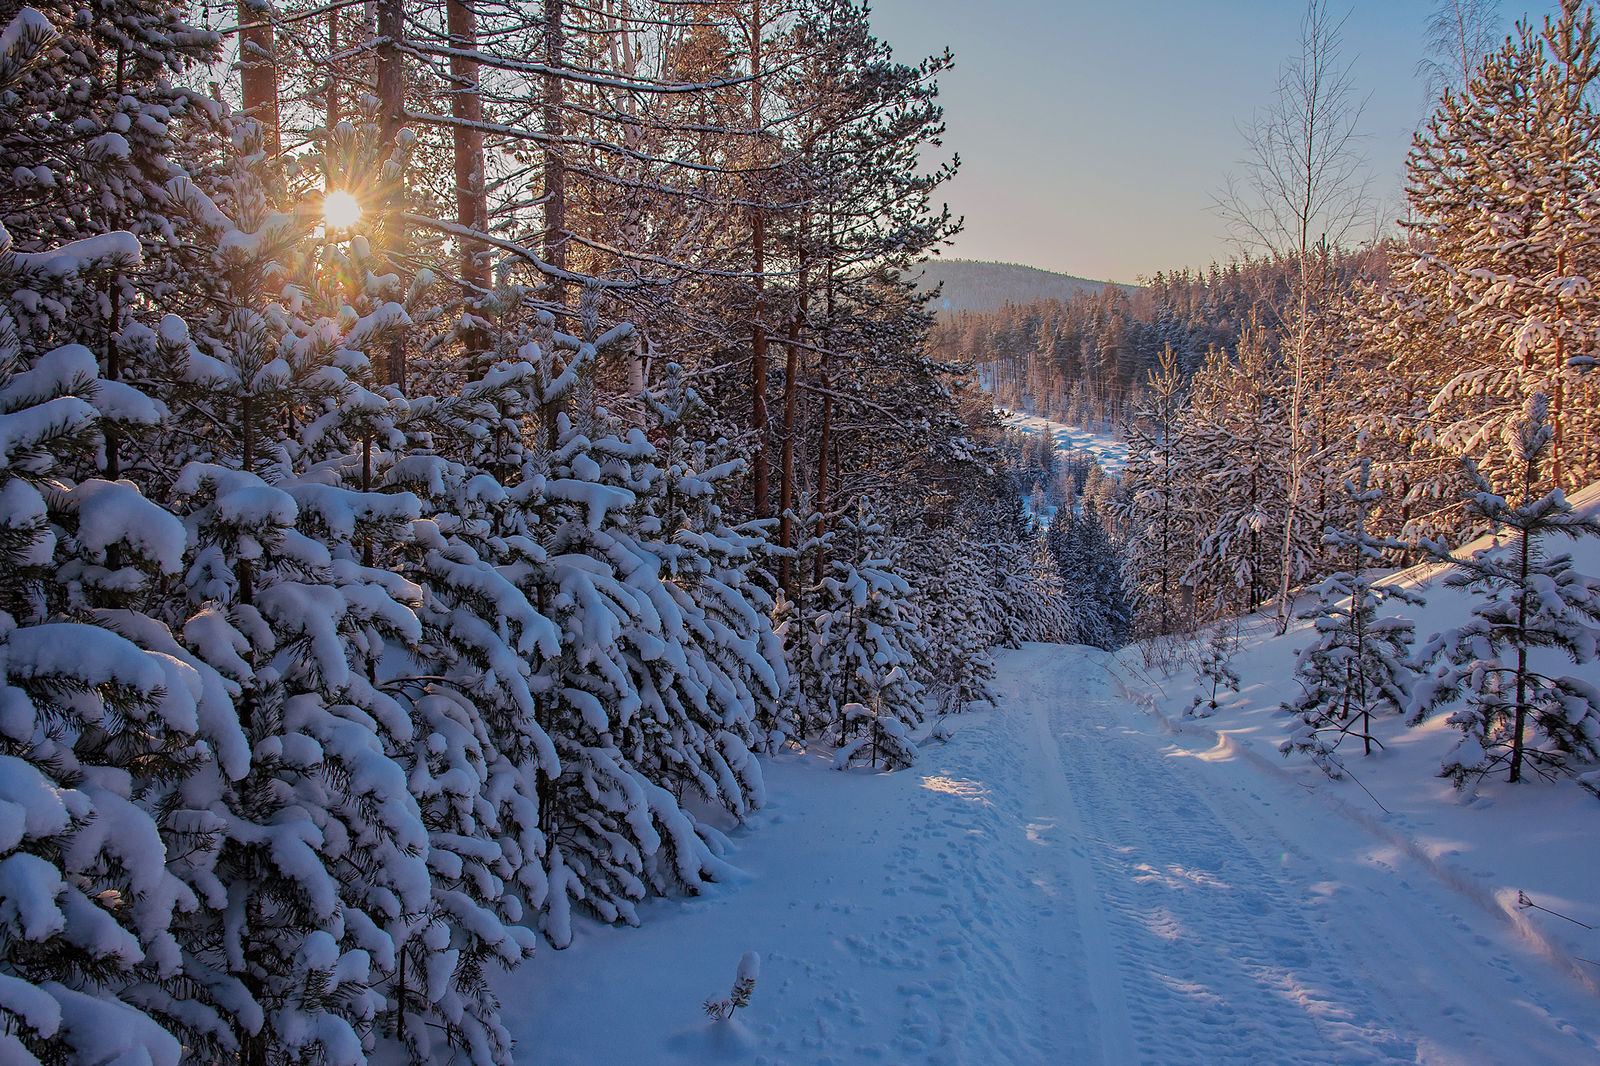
[
  {"left": 1116, "top": 0, "right": 1600, "bottom": 634},
  {"left": 1113, "top": 1, "right": 1600, "bottom": 791}
]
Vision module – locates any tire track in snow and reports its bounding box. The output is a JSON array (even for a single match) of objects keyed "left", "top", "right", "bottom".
[
  {"left": 1054, "top": 691, "right": 1406, "bottom": 1064},
  {"left": 1001, "top": 644, "right": 1600, "bottom": 1065},
  {"left": 999, "top": 655, "right": 1137, "bottom": 1064},
  {"left": 509, "top": 644, "right": 1599, "bottom": 1065}
]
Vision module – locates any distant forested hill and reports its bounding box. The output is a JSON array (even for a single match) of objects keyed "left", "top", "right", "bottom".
[{"left": 907, "top": 259, "right": 1133, "bottom": 315}]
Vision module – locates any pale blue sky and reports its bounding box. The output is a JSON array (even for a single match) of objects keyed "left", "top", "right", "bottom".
[{"left": 868, "top": 1, "right": 1528, "bottom": 284}]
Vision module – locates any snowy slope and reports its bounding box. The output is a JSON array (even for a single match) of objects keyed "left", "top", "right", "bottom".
[
  {"left": 1119, "top": 480, "right": 1600, "bottom": 1005},
  {"left": 499, "top": 645, "right": 1600, "bottom": 1064},
  {"left": 999, "top": 407, "right": 1127, "bottom": 474}
]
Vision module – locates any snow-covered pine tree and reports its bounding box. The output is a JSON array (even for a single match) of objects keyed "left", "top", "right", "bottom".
[
  {"left": 183, "top": 124, "right": 560, "bottom": 1065},
  {"left": 1047, "top": 498, "right": 1132, "bottom": 650},
  {"left": 527, "top": 412, "right": 747, "bottom": 942},
  {"left": 1188, "top": 624, "right": 1241, "bottom": 718},
  {"left": 0, "top": 207, "right": 204, "bottom": 1066},
  {"left": 134, "top": 149, "right": 439, "bottom": 1063},
  {"left": 0, "top": 0, "right": 223, "bottom": 305},
  {"left": 833, "top": 701, "right": 919, "bottom": 771},
  {"left": 643, "top": 362, "right": 789, "bottom": 759},
  {"left": 1116, "top": 343, "right": 1198, "bottom": 637},
  {"left": 286, "top": 440, "right": 542, "bottom": 1066},
  {"left": 1346, "top": 281, "right": 1473, "bottom": 547},
  {"left": 425, "top": 308, "right": 759, "bottom": 946},
  {"left": 1281, "top": 460, "right": 1423, "bottom": 777},
  {"left": 0, "top": 0, "right": 235, "bottom": 497},
  {"left": 1183, "top": 328, "right": 1305, "bottom": 618},
  {"left": 386, "top": 684, "right": 537, "bottom": 1066},
  {"left": 1403, "top": 0, "right": 1600, "bottom": 494},
  {"left": 1410, "top": 393, "right": 1600, "bottom": 786},
  {"left": 167, "top": 460, "right": 433, "bottom": 1066},
  {"left": 382, "top": 450, "right": 558, "bottom": 1042},
  {"left": 913, "top": 537, "right": 998, "bottom": 718},
  {"left": 776, "top": 490, "right": 833, "bottom": 737},
  {"left": 970, "top": 465, "right": 1072, "bottom": 646},
  {"left": 388, "top": 311, "right": 609, "bottom": 953}
]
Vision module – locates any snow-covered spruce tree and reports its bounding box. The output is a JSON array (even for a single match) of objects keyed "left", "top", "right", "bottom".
[
  {"left": 1047, "top": 498, "right": 1132, "bottom": 650},
  {"left": 789, "top": 499, "right": 927, "bottom": 766},
  {"left": 1116, "top": 343, "right": 1198, "bottom": 638},
  {"left": 913, "top": 538, "right": 998, "bottom": 718},
  {"left": 0, "top": 210, "right": 206, "bottom": 1066},
  {"left": 1410, "top": 394, "right": 1600, "bottom": 787},
  {"left": 970, "top": 465, "right": 1073, "bottom": 646},
  {"left": 1281, "top": 460, "right": 1423, "bottom": 777}
]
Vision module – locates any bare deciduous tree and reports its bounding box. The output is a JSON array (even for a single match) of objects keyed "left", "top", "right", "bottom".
[
  {"left": 1418, "top": 0, "right": 1502, "bottom": 100},
  {"left": 1213, "top": 0, "right": 1373, "bottom": 635}
]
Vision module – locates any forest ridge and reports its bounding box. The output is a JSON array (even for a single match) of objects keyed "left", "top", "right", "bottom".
[{"left": 908, "top": 259, "right": 1127, "bottom": 315}]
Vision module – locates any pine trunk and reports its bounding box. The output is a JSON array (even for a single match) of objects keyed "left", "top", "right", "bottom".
[
  {"left": 448, "top": 0, "right": 489, "bottom": 290},
  {"left": 237, "top": 0, "right": 280, "bottom": 158},
  {"left": 748, "top": 0, "right": 770, "bottom": 518},
  {"left": 542, "top": 0, "right": 568, "bottom": 309},
  {"left": 377, "top": 0, "right": 408, "bottom": 388},
  {"left": 543, "top": 0, "right": 568, "bottom": 446},
  {"left": 1510, "top": 526, "right": 1531, "bottom": 783},
  {"left": 778, "top": 313, "right": 802, "bottom": 591}
]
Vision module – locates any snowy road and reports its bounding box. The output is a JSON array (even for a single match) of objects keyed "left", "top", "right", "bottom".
[
  {"left": 506, "top": 644, "right": 1600, "bottom": 1064},
  {"left": 1000, "top": 645, "right": 1600, "bottom": 1065}
]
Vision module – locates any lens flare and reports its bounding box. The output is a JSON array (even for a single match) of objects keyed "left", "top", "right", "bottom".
[{"left": 323, "top": 189, "right": 362, "bottom": 230}]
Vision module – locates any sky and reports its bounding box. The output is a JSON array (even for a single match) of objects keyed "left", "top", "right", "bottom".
[{"left": 866, "top": 1, "right": 1526, "bottom": 285}]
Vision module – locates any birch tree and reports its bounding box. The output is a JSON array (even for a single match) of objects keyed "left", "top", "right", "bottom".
[{"left": 1214, "top": 0, "right": 1374, "bottom": 634}]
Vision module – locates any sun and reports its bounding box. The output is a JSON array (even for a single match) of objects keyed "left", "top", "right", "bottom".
[{"left": 323, "top": 189, "right": 362, "bottom": 230}]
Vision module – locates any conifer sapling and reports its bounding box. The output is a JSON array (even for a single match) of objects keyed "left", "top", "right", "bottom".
[
  {"left": 1280, "top": 460, "right": 1422, "bottom": 777},
  {"left": 703, "top": 952, "right": 760, "bottom": 1020},
  {"left": 1410, "top": 394, "right": 1600, "bottom": 786}
]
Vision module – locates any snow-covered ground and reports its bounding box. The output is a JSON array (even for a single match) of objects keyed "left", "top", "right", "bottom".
[
  {"left": 1111, "top": 483, "right": 1600, "bottom": 1038},
  {"left": 501, "top": 643, "right": 1600, "bottom": 1064},
  {"left": 998, "top": 407, "right": 1127, "bottom": 474}
]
